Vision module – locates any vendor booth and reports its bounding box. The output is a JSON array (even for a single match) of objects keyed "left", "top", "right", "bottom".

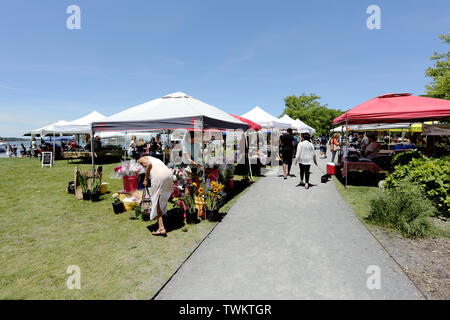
[
  {"left": 241, "top": 106, "right": 291, "bottom": 130},
  {"left": 90, "top": 92, "right": 251, "bottom": 221},
  {"left": 279, "top": 114, "right": 316, "bottom": 134},
  {"left": 332, "top": 93, "right": 450, "bottom": 187}
]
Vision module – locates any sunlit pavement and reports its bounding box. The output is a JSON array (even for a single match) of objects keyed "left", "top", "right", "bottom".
[{"left": 155, "top": 155, "right": 423, "bottom": 300}]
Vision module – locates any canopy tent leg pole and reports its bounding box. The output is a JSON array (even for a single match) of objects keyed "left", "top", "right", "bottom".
[
  {"left": 345, "top": 120, "right": 348, "bottom": 189},
  {"left": 90, "top": 125, "right": 95, "bottom": 176},
  {"left": 201, "top": 118, "right": 205, "bottom": 183},
  {"left": 53, "top": 132, "right": 56, "bottom": 164},
  {"left": 246, "top": 132, "right": 253, "bottom": 181},
  {"left": 163, "top": 130, "right": 166, "bottom": 164}
]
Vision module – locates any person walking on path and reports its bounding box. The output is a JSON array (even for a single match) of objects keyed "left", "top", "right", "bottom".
[
  {"left": 330, "top": 133, "right": 340, "bottom": 163},
  {"left": 138, "top": 154, "right": 174, "bottom": 237},
  {"left": 295, "top": 133, "right": 317, "bottom": 189},
  {"left": 319, "top": 135, "right": 328, "bottom": 158},
  {"left": 279, "top": 128, "right": 295, "bottom": 179}
]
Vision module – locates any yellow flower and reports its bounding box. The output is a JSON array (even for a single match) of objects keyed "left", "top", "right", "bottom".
[
  {"left": 198, "top": 188, "right": 204, "bottom": 194},
  {"left": 192, "top": 182, "right": 198, "bottom": 187},
  {"left": 213, "top": 187, "right": 219, "bottom": 193}
]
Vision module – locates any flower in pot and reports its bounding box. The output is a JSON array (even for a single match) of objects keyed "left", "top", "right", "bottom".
[
  {"left": 206, "top": 181, "right": 225, "bottom": 222},
  {"left": 77, "top": 172, "right": 89, "bottom": 201},
  {"left": 182, "top": 188, "right": 198, "bottom": 224},
  {"left": 112, "top": 193, "right": 124, "bottom": 214},
  {"left": 90, "top": 177, "right": 102, "bottom": 202}
]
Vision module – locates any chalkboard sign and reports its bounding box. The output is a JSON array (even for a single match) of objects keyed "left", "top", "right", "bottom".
[{"left": 41, "top": 152, "right": 53, "bottom": 168}]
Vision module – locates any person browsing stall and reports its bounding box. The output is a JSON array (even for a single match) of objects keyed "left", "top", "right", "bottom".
[{"left": 138, "top": 153, "right": 174, "bottom": 237}]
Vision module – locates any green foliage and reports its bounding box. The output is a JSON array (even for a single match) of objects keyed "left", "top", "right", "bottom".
[
  {"left": 368, "top": 184, "right": 435, "bottom": 238},
  {"left": 91, "top": 177, "right": 102, "bottom": 193},
  {"left": 282, "top": 93, "right": 344, "bottom": 136},
  {"left": 77, "top": 172, "right": 88, "bottom": 193},
  {"left": 435, "top": 136, "right": 450, "bottom": 157},
  {"left": 425, "top": 33, "right": 450, "bottom": 100},
  {"left": 392, "top": 150, "right": 424, "bottom": 166},
  {"left": 385, "top": 157, "right": 450, "bottom": 216}
]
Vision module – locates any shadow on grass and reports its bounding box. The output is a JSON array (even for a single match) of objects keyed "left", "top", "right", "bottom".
[
  {"left": 336, "top": 170, "right": 386, "bottom": 187},
  {"left": 146, "top": 208, "right": 186, "bottom": 233}
]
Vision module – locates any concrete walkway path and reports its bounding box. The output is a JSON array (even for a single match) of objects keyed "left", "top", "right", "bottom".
[{"left": 155, "top": 156, "right": 423, "bottom": 300}]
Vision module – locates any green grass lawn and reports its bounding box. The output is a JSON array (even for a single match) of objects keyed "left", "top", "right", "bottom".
[
  {"left": 333, "top": 176, "right": 450, "bottom": 238},
  {"left": 0, "top": 158, "right": 247, "bottom": 299}
]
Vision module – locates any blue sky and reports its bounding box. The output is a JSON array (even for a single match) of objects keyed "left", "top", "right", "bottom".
[{"left": 0, "top": 0, "right": 449, "bottom": 136}]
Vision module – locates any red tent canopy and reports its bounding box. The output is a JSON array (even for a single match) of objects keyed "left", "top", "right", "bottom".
[
  {"left": 333, "top": 93, "right": 450, "bottom": 125},
  {"left": 229, "top": 114, "right": 262, "bottom": 130}
]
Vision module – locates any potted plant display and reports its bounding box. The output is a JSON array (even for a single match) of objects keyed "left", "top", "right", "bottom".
[
  {"left": 225, "top": 164, "right": 235, "bottom": 190},
  {"left": 77, "top": 172, "right": 90, "bottom": 201},
  {"left": 112, "top": 193, "right": 124, "bottom": 214},
  {"left": 90, "top": 177, "right": 102, "bottom": 202},
  {"left": 182, "top": 184, "right": 198, "bottom": 224},
  {"left": 206, "top": 180, "right": 225, "bottom": 222},
  {"left": 134, "top": 205, "right": 142, "bottom": 219}
]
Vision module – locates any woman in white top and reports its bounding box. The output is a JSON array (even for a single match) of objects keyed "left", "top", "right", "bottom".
[
  {"left": 138, "top": 155, "right": 174, "bottom": 237},
  {"left": 294, "top": 133, "right": 318, "bottom": 189}
]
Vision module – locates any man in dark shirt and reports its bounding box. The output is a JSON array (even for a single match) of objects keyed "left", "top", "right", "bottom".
[{"left": 279, "top": 128, "right": 295, "bottom": 179}]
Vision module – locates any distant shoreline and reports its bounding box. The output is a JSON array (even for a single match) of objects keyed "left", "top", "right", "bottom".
[{"left": 0, "top": 137, "right": 30, "bottom": 142}]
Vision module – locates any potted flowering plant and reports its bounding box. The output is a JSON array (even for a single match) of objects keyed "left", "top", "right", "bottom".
[
  {"left": 90, "top": 177, "right": 102, "bottom": 202},
  {"left": 111, "top": 193, "right": 124, "bottom": 214},
  {"left": 205, "top": 180, "right": 226, "bottom": 222},
  {"left": 77, "top": 172, "right": 90, "bottom": 201},
  {"left": 181, "top": 182, "right": 201, "bottom": 224},
  {"left": 113, "top": 160, "right": 143, "bottom": 193}
]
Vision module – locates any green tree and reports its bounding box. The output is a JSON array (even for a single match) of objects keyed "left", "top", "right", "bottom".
[
  {"left": 282, "top": 93, "right": 344, "bottom": 136},
  {"left": 425, "top": 33, "right": 450, "bottom": 100}
]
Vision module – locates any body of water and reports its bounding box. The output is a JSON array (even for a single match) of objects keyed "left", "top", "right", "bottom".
[{"left": 0, "top": 140, "right": 31, "bottom": 158}]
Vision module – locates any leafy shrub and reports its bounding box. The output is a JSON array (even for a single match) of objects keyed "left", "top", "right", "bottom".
[
  {"left": 368, "top": 184, "right": 436, "bottom": 238},
  {"left": 385, "top": 157, "right": 450, "bottom": 216},
  {"left": 435, "top": 136, "right": 450, "bottom": 157},
  {"left": 392, "top": 150, "right": 423, "bottom": 166}
]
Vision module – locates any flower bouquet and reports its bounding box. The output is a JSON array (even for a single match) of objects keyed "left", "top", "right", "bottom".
[
  {"left": 112, "top": 160, "right": 144, "bottom": 193},
  {"left": 205, "top": 180, "right": 226, "bottom": 222}
]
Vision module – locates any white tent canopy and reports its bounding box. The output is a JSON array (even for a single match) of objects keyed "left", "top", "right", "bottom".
[
  {"left": 93, "top": 92, "right": 249, "bottom": 132},
  {"left": 279, "top": 115, "right": 316, "bottom": 134},
  {"left": 30, "top": 120, "right": 71, "bottom": 136},
  {"left": 241, "top": 106, "right": 291, "bottom": 129},
  {"left": 54, "top": 111, "right": 107, "bottom": 134}
]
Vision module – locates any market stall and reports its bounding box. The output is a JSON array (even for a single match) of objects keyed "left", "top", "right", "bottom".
[
  {"left": 332, "top": 93, "right": 450, "bottom": 187},
  {"left": 280, "top": 114, "right": 316, "bottom": 134},
  {"left": 241, "top": 106, "right": 291, "bottom": 130},
  {"left": 91, "top": 92, "right": 250, "bottom": 221}
]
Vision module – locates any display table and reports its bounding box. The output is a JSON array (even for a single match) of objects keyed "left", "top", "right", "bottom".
[
  {"left": 63, "top": 150, "right": 125, "bottom": 162},
  {"left": 377, "top": 150, "right": 394, "bottom": 157},
  {"left": 340, "top": 160, "right": 383, "bottom": 178}
]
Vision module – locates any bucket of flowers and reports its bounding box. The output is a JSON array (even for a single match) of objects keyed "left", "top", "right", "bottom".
[
  {"left": 171, "top": 168, "right": 185, "bottom": 198},
  {"left": 206, "top": 180, "right": 226, "bottom": 222},
  {"left": 113, "top": 160, "right": 143, "bottom": 193}
]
